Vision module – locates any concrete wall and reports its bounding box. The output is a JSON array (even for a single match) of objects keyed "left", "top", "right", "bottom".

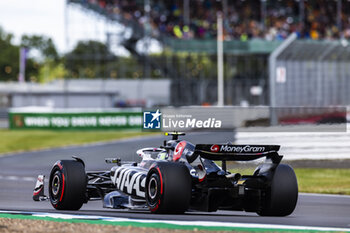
[{"left": 0, "top": 79, "right": 171, "bottom": 108}]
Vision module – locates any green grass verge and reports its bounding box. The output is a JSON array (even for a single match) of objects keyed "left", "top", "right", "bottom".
[
  {"left": 230, "top": 168, "right": 350, "bottom": 195},
  {"left": 0, "top": 129, "right": 159, "bottom": 155},
  {"left": 296, "top": 168, "right": 350, "bottom": 195}
]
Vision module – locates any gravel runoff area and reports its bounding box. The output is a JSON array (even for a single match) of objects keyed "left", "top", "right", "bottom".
[{"left": 0, "top": 218, "right": 242, "bottom": 233}]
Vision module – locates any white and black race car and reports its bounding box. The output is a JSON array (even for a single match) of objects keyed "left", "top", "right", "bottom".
[{"left": 33, "top": 132, "right": 298, "bottom": 216}]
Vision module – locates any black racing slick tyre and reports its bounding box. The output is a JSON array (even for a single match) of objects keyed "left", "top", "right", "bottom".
[
  {"left": 49, "top": 160, "right": 86, "bottom": 210},
  {"left": 258, "top": 164, "right": 298, "bottom": 216},
  {"left": 145, "top": 162, "right": 191, "bottom": 214}
]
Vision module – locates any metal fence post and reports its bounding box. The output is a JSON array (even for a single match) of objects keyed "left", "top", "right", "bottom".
[{"left": 268, "top": 33, "right": 297, "bottom": 125}]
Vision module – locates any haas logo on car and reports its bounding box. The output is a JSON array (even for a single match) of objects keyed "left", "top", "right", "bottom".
[
  {"left": 210, "top": 144, "right": 220, "bottom": 152},
  {"left": 111, "top": 167, "right": 146, "bottom": 198}
]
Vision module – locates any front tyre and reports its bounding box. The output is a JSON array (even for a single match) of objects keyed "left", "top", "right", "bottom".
[
  {"left": 145, "top": 162, "right": 191, "bottom": 214},
  {"left": 258, "top": 164, "right": 298, "bottom": 216},
  {"left": 49, "top": 160, "right": 86, "bottom": 210}
]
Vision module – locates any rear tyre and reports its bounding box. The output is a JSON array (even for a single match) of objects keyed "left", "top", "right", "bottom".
[
  {"left": 258, "top": 164, "right": 298, "bottom": 216},
  {"left": 145, "top": 162, "right": 191, "bottom": 214},
  {"left": 49, "top": 160, "right": 86, "bottom": 210}
]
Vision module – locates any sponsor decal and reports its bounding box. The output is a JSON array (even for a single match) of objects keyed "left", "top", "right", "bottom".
[
  {"left": 219, "top": 145, "right": 266, "bottom": 153},
  {"left": 71, "top": 117, "right": 97, "bottom": 127},
  {"left": 111, "top": 167, "right": 146, "bottom": 198},
  {"left": 128, "top": 115, "right": 142, "bottom": 126},
  {"left": 99, "top": 116, "right": 127, "bottom": 126},
  {"left": 10, "top": 113, "right": 142, "bottom": 129},
  {"left": 51, "top": 117, "right": 70, "bottom": 127},
  {"left": 24, "top": 116, "right": 50, "bottom": 127},
  {"left": 173, "top": 141, "right": 187, "bottom": 161},
  {"left": 56, "top": 162, "right": 63, "bottom": 170},
  {"left": 13, "top": 115, "right": 24, "bottom": 127},
  {"left": 210, "top": 144, "right": 220, "bottom": 152}
]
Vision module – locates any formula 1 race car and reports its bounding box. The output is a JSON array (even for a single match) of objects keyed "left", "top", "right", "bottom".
[{"left": 33, "top": 132, "right": 298, "bottom": 216}]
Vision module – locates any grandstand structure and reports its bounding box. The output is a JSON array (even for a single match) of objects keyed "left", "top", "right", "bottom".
[{"left": 65, "top": 0, "right": 349, "bottom": 106}]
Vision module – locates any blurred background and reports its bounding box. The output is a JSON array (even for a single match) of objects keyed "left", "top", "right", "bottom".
[
  {"left": 0, "top": 0, "right": 350, "bottom": 129},
  {"left": 1, "top": 1, "right": 350, "bottom": 215},
  {"left": 0, "top": 0, "right": 350, "bottom": 199}
]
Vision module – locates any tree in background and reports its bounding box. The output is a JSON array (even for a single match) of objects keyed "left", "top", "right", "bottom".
[
  {"left": 0, "top": 27, "right": 118, "bottom": 82},
  {"left": 0, "top": 26, "right": 65, "bottom": 83},
  {"left": 20, "top": 35, "right": 66, "bottom": 83},
  {"left": 21, "top": 35, "right": 59, "bottom": 61},
  {"left": 0, "top": 27, "right": 19, "bottom": 81},
  {"left": 64, "top": 40, "right": 116, "bottom": 78}
]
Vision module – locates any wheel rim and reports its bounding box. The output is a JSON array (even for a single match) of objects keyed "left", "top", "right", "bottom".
[
  {"left": 148, "top": 177, "right": 158, "bottom": 200},
  {"left": 51, "top": 174, "right": 60, "bottom": 196}
]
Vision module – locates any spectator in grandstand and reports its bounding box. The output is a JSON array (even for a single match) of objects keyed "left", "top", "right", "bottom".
[{"left": 85, "top": 0, "right": 350, "bottom": 41}]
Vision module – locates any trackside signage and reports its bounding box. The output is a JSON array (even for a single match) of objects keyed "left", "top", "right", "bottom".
[{"left": 9, "top": 112, "right": 142, "bottom": 130}]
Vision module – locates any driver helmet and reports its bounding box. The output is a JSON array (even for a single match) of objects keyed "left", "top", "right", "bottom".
[{"left": 157, "top": 151, "right": 169, "bottom": 160}]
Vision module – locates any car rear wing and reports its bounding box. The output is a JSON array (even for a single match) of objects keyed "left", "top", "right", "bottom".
[{"left": 194, "top": 144, "right": 282, "bottom": 163}]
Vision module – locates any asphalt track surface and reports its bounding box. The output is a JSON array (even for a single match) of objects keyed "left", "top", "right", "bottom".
[{"left": 0, "top": 132, "right": 349, "bottom": 229}]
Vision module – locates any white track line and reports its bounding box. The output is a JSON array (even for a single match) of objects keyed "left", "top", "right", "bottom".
[
  {"left": 236, "top": 131, "right": 350, "bottom": 160},
  {"left": 300, "top": 192, "right": 350, "bottom": 198},
  {"left": 0, "top": 210, "right": 349, "bottom": 232},
  {"left": 0, "top": 175, "right": 43, "bottom": 182}
]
